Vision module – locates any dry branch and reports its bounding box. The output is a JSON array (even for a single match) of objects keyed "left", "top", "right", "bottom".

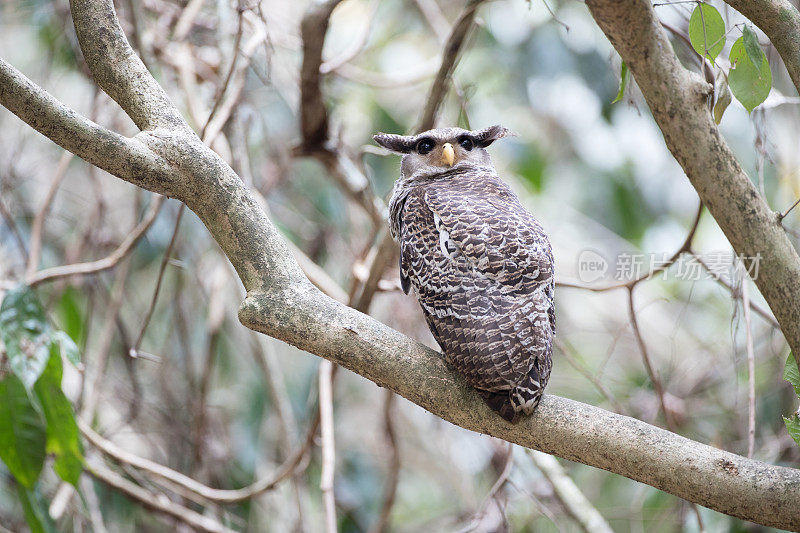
[
  {"left": 586, "top": 0, "right": 800, "bottom": 376},
  {"left": 418, "top": 0, "right": 485, "bottom": 132},
  {"left": 86, "top": 459, "right": 236, "bottom": 533},
  {"left": 26, "top": 194, "right": 164, "bottom": 287},
  {"left": 79, "top": 417, "right": 316, "bottom": 504}
]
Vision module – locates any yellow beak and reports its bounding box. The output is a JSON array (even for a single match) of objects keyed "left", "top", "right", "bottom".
[{"left": 441, "top": 143, "right": 455, "bottom": 167}]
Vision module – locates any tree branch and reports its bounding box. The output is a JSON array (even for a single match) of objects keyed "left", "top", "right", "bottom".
[
  {"left": 0, "top": 59, "right": 167, "bottom": 188},
  {"left": 237, "top": 283, "right": 800, "bottom": 530},
  {"left": 722, "top": 0, "right": 800, "bottom": 95},
  {"left": 418, "top": 0, "right": 486, "bottom": 132},
  {"left": 586, "top": 0, "right": 800, "bottom": 376}
]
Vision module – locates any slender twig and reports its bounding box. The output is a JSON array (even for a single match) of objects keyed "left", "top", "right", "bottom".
[
  {"left": 627, "top": 287, "right": 675, "bottom": 429},
  {"left": 26, "top": 151, "right": 73, "bottom": 278},
  {"left": 353, "top": 231, "right": 396, "bottom": 311},
  {"left": 554, "top": 337, "right": 626, "bottom": 414},
  {"left": 0, "top": 196, "right": 29, "bottom": 262},
  {"left": 694, "top": 255, "right": 780, "bottom": 328},
  {"left": 26, "top": 194, "right": 164, "bottom": 287},
  {"left": 201, "top": 1, "right": 246, "bottom": 141},
  {"left": 86, "top": 459, "right": 236, "bottom": 533},
  {"left": 778, "top": 197, "right": 800, "bottom": 221},
  {"left": 368, "top": 390, "right": 400, "bottom": 533},
  {"left": 331, "top": 62, "right": 438, "bottom": 88},
  {"left": 413, "top": 0, "right": 450, "bottom": 43},
  {"left": 80, "top": 258, "right": 132, "bottom": 418},
  {"left": 418, "top": 0, "right": 486, "bottom": 132},
  {"left": 527, "top": 450, "right": 613, "bottom": 533},
  {"left": 741, "top": 272, "right": 756, "bottom": 458},
  {"left": 320, "top": 0, "right": 378, "bottom": 74},
  {"left": 131, "top": 204, "right": 184, "bottom": 356},
  {"left": 79, "top": 416, "right": 318, "bottom": 504},
  {"left": 172, "top": 0, "right": 207, "bottom": 41},
  {"left": 558, "top": 201, "right": 703, "bottom": 292},
  {"left": 457, "top": 442, "right": 514, "bottom": 533},
  {"left": 627, "top": 286, "right": 706, "bottom": 530},
  {"left": 319, "top": 360, "right": 337, "bottom": 533},
  {"left": 80, "top": 474, "right": 109, "bottom": 533}
]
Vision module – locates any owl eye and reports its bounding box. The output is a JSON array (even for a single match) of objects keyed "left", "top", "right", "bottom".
[
  {"left": 416, "top": 138, "right": 435, "bottom": 155},
  {"left": 459, "top": 138, "right": 474, "bottom": 151}
]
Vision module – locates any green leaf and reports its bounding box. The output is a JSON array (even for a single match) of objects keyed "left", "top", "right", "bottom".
[
  {"left": 688, "top": 4, "right": 726, "bottom": 62},
  {"left": 33, "top": 348, "right": 84, "bottom": 486},
  {"left": 729, "top": 36, "right": 772, "bottom": 113},
  {"left": 612, "top": 61, "right": 629, "bottom": 104},
  {"left": 784, "top": 353, "right": 800, "bottom": 397},
  {"left": 783, "top": 415, "right": 800, "bottom": 447},
  {"left": 0, "top": 286, "right": 53, "bottom": 389},
  {"left": 57, "top": 287, "right": 84, "bottom": 349},
  {"left": 17, "top": 484, "right": 56, "bottom": 533},
  {"left": 713, "top": 78, "right": 732, "bottom": 124},
  {"left": 0, "top": 374, "right": 47, "bottom": 487},
  {"left": 742, "top": 25, "right": 763, "bottom": 68},
  {"left": 50, "top": 331, "right": 81, "bottom": 367}
]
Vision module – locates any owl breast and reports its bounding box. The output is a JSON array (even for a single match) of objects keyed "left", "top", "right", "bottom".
[{"left": 393, "top": 169, "right": 555, "bottom": 423}]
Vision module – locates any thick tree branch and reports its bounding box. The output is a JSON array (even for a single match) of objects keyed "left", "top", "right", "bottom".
[
  {"left": 238, "top": 284, "right": 800, "bottom": 530},
  {"left": 299, "top": 0, "right": 343, "bottom": 149},
  {"left": 1, "top": 0, "right": 799, "bottom": 528},
  {"left": 0, "top": 59, "right": 167, "bottom": 187},
  {"left": 586, "top": 0, "right": 800, "bottom": 375},
  {"left": 723, "top": 0, "right": 800, "bottom": 95},
  {"left": 70, "top": 0, "right": 186, "bottom": 130}
]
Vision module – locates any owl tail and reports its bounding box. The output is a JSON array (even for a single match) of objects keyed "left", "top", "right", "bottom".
[
  {"left": 477, "top": 389, "right": 521, "bottom": 424},
  {"left": 477, "top": 381, "right": 543, "bottom": 424}
]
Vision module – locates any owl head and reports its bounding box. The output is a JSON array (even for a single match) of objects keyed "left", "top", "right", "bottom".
[{"left": 373, "top": 125, "right": 509, "bottom": 180}]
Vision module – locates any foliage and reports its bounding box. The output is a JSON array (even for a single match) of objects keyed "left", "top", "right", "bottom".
[
  {"left": 783, "top": 353, "right": 800, "bottom": 448},
  {"left": 0, "top": 286, "right": 83, "bottom": 531},
  {"left": 687, "top": 3, "right": 771, "bottom": 115}
]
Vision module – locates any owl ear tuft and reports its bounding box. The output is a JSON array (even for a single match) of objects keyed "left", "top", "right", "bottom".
[
  {"left": 373, "top": 133, "right": 416, "bottom": 154},
  {"left": 472, "top": 125, "right": 511, "bottom": 147}
]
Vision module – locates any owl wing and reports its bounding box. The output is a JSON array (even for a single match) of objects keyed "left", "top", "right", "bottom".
[
  {"left": 408, "top": 178, "right": 554, "bottom": 419},
  {"left": 423, "top": 180, "right": 554, "bottom": 303}
]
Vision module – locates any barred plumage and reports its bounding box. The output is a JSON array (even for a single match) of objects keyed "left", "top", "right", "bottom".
[{"left": 375, "top": 126, "right": 555, "bottom": 423}]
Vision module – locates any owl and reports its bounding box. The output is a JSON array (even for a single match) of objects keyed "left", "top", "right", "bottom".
[{"left": 374, "top": 125, "right": 555, "bottom": 423}]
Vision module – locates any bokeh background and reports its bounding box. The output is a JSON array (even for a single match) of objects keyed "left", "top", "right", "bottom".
[{"left": 1, "top": 0, "right": 799, "bottom": 531}]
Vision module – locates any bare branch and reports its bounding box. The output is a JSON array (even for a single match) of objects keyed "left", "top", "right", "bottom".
[
  {"left": 418, "top": 0, "right": 486, "bottom": 132},
  {"left": 26, "top": 194, "right": 164, "bottom": 287},
  {"left": 527, "top": 450, "right": 613, "bottom": 533},
  {"left": 0, "top": 59, "right": 167, "bottom": 187},
  {"left": 368, "top": 390, "right": 400, "bottom": 533},
  {"left": 79, "top": 417, "right": 317, "bottom": 504},
  {"left": 742, "top": 275, "right": 756, "bottom": 458},
  {"left": 319, "top": 360, "right": 337, "bottom": 533},
  {"left": 586, "top": 0, "right": 800, "bottom": 376},
  {"left": 299, "top": 0, "right": 344, "bottom": 149},
  {"left": 86, "top": 459, "right": 236, "bottom": 533},
  {"left": 131, "top": 205, "right": 183, "bottom": 355},
  {"left": 69, "top": 0, "right": 186, "bottom": 130},
  {"left": 26, "top": 151, "right": 73, "bottom": 278}
]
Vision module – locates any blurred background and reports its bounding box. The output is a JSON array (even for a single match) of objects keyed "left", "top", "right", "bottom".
[{"left": 1, "top": 0, "right": 799, "bottom": 531}]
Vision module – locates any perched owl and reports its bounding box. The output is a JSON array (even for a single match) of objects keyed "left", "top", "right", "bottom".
[{"left": 374, "top": 125, "right": 555, "bottom": 423}]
